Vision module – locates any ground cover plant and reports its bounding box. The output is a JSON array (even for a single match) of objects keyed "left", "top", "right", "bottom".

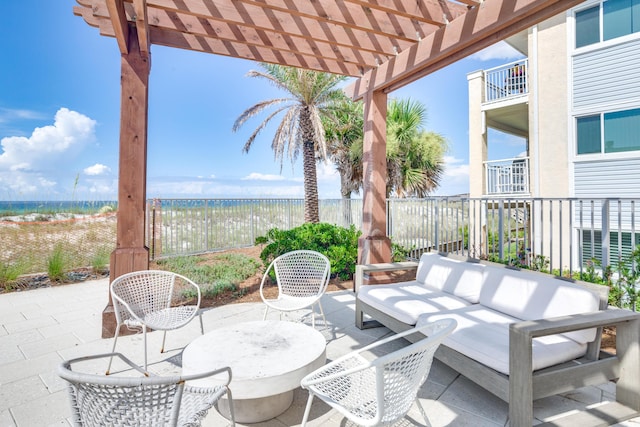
[{"left": 153, "top": 252, "right": 262, "bottom": 301}]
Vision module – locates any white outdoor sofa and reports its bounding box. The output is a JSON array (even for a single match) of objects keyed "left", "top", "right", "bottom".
[{"left": 355, "top": 251, "right": 640, "bottom": 426}]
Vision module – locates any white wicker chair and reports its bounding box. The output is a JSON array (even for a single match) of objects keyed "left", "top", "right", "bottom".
[
  {"left": 107, "top": 270, "right": 203, "bottom": 373},
  {"left": 300, "top": 318, "right": 457, "bottom": 427},
  {"left": 58, "top": 352, "right": 235, "bottom": 427},
  {"left": 259, "top": 250, "right": 331, "bottom": 328}
]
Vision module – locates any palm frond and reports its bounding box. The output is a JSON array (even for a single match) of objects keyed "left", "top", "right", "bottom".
[
  {"left": 241, "top": 105, "right": 292, "bottom": 153},
  {"left": 233, "top": 98, "right": 292, "bottom": 132},
  {"left": 271, "top": 107, "right": 300, "bottom": 167}
]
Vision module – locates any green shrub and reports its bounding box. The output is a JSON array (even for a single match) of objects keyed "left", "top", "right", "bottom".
[
  {"left": 256, "top": 223, "right": 360, "bottom": 280},
  {"left": 91, "top": 246, "right": 111, "bottom": 274},
  {"left": 391, "top": 242, "right": 412, "bottom": 262},
  {"left": 0, "top": 259, "right": 28, "bottom": 290},
  {"left": 47, "top": 243, "right": 67, "bottom": 282}
]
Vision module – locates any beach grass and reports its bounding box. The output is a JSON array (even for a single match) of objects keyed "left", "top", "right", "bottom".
[{"left": 0, "top": 213, "right": 116, "bottom": 278}]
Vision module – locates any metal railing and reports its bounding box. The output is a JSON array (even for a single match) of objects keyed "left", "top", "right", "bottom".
[
  {"left": 484, "top": 59, "right": 529, "bottom": 103},
  {"left": 146, "top": 198, "right": 362, "bottom": 258},
  {"left": 147, "top": 197, "right": 640, "bottom": 280},
  {"left": 485, "top": 157, "right": 530, "bottom": 195}
]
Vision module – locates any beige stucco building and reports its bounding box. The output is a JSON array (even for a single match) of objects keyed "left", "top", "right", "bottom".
[{"left": 467, "top": 0, "right": 640, "bottom": 269}]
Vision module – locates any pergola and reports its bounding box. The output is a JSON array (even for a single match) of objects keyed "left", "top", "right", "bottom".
[{"left": 73, "top": 0, "right": 584, "bottom": 334}]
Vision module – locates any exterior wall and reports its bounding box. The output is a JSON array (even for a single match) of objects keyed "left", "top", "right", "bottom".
[
  {"left": 466, "top": 1, "right": 640, "bottom": 271},
  {"left": 467, "top": 70, "right": 486, "bottom": 199},
  {"left": 575, "top": 158, "right": 640, "bottom": 198},
  {"left": 467, "top": 71, "right": 488, "bottom": 256},
  {"left": 532, "top": 14, "right": 570, "bottom": 199},
  {"left": 573, "top": 38, "right": 640, "bottom": 110},
  {"left": 568, "top": 1, "right": 640, "bottom": 268},
  {"left": 571, "top": 37, "right": 640, "bottom": 199}
]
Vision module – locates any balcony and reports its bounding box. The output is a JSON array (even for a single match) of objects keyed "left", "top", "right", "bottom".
[
  {"left": 484, "top": 59, "right": 529, "bottom": 103},
  {"left": 485, "top": 157, "right": 530, "bottom": 196}
]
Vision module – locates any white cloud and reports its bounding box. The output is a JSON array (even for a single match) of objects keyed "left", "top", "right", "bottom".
[
  {"left": 316, "top": 161, "right": 339, "bottom": 182},
  {"left": 147, "top": 177, "right": 305, "bottom": 198},
  {"left": 84, "top": 163, "right": 111, "bottom": 176},
  {"left": 0, "top": 108, "right": 97, "bottom": 197},
  {"left": 242, "top": 172, "right": 285, "bottom": 181},
  {"left": 443, "top": 156, "right": 469, "bottom": 179},
  {"left": 471, "top": 41, "right": 522, "bottom": 61},
  {"left": 434, "top": 156, "right": 470, "bottom": 196},
  {"left": 0, "top": 108, "right": 47, "bottom": 124}
]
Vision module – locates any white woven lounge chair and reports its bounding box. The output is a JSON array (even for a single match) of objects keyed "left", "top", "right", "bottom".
[
  {"left": 107, "top": 270, "right": 203, "bottom": 373},
  {"left": 300, "top": 318, "right": 457, "bottom": 427},
  {"left": 259, "top": 250, "right": 331, "bottom": 328},
  {"left": 58, "top": 352, "right": 235, "bottom": 427}
]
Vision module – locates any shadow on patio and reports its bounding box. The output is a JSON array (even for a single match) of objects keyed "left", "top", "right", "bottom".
[{"left": 0, "top": 278, "right": 636, "bottom": 426}]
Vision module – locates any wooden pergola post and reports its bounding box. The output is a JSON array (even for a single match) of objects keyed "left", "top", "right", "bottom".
[
  {"left": 358, "top": 89, "right": 391, "bottom": 266},
  {"left": 103, "top": 25, "right": 150, "bottom": 338}
]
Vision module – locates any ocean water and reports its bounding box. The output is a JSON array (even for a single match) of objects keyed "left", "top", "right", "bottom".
[{"left": 0, "top": 200, "right": 117, "bottom": 216}]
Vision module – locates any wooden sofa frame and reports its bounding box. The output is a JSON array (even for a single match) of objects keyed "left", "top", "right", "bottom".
[{"left": 354, "top": 253, "right": 640, "bottom": 427}]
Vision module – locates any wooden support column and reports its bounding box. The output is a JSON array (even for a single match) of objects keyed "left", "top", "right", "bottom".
[
  {"left": 358, "top": 89, "right": 391, "bottom": 267},
  {"left": 103, "top": 25, "right": 150, "bottom": 338}
]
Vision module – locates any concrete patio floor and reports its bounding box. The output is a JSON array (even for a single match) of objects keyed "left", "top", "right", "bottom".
[{"left": 1, "top": 277, "right": 640, "bottom": 427}]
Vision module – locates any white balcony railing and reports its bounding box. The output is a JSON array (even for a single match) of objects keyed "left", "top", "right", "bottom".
[
  {"left": 485, "top": 157, "right": 529, "bottom": 195},
  {"left": 484, "top": 59, "right": 528, "bottom": 103}
]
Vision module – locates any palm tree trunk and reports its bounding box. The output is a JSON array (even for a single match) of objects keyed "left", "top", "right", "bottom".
[
  {"left": 301, "top": 108, "right": 320, "bottom": 223},
  {"left": 339, "top": 167, "right": 353, "bottom": 227}
]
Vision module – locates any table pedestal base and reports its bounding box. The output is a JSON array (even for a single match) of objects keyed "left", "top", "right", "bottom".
[{"left": 217, "top": 390, "right": 294, "bottom": 423}]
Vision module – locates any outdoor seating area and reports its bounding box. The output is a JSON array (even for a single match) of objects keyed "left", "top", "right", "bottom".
[
  {"left": 356, "top": 252, "right": 640, "bottom": 426},
  {"left": 2, "top": 276, "right": 640, "bottom": 426}
]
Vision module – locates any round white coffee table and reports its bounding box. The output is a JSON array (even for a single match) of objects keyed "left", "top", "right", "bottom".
[{"left": 182, "top": 320, "right": 326, "bottom": 423}]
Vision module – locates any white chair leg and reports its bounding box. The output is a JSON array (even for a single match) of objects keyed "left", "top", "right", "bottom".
[
  {"left": 301, "top": 393, "right": 315, "bottom": 427},
  {"left": 311, "top": 306, "right": 315, "bottom": 328},
  {"left": 143, "top": 326, "right": 149, "bottom": 374},
  {"left": 226, "top": 387, "right": 236, "bottom": 427},
  {"left": 199, "top": 311, "right": 204, "bottom": 334},
  {"left": 317, "top": 301, "right": 327, "bottom": 329},
  {"left": 106, "top": 326, "right": 121, "bottom": 375},
  {"left": 414, "top": 397, "right": 432, "bottom": 427},
  {"left": 263, "top": 306, "right": 269, "bottom": 320},
  {"left": 161, "top": 330, "right": 167, "bottom": 353}
]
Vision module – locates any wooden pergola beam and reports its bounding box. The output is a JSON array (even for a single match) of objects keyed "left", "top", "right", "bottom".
[
  {"left": 344, "top": 0, "right": 469, "bottom": 26},
  {"left": 150, "top": 0, "right": 410, "bottom": 57},
  {"left": 132, "top": 0, "right": 150, "bottom": 56},
  {"left": 82, "top": 2, "right": 379, "bottom": 73},
  {"left": 105, "top": 0, "right": 129, "bottom": 54},
  {"left": 239, "top": 0, "right": 424, "bottom": 43},
  {"left": 347, "top": 0, "right": 585, "bottom": 99},
  {"left": 149, "top": 27, "right": 363, "bottom": 76}
]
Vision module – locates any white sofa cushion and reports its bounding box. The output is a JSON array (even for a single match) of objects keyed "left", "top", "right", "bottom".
[
  {"left": 415, "top": 253, "right": 486, "bottom": 303},
  {"left": 416, "top": 305, "right": 588, "bottom": 375},
  {"left": 357, "top": 281, "right": 471, "bottom": 325},
  {"left": 479, "top": 267, "right": 600, "bottom": 344}
]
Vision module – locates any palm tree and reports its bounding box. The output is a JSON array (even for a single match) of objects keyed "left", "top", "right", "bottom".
[
  {"left": 233, "top": 64, "right": 346, "bottom": 223},
  {"left": 322, "top": 97, "right": 364, "bottom": 225},
  {"left": 327, "top": 97, "right": 447, "bottom": 199},
  {"left": 385, "top": 98, "right": 446, "bottom": 197},
  {"left": 322, "top": 97, "right": 364, "bottom": 199}
]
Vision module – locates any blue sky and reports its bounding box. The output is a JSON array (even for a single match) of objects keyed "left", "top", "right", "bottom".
[{"left": 0, "top": 0, "right": 525, "bottom": 201}]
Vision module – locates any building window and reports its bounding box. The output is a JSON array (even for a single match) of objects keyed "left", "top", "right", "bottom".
[
  {"left": 581, "top": 229, "right": 635, "bottom": 265},
  {"left": 575, "top": 0, "right": 640, "bottom": 48},
  {"left": 605, "top": 109, "right": 640, "bottom": 152},
  {"left": 577, "top": 108, "right": 640, "bottom": 155},
  {"left": 576, "top": 5, "right": 600, "bottom": 48},
  {"left": 577, "top": 115, "right": 601, "bottom": 154}
]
